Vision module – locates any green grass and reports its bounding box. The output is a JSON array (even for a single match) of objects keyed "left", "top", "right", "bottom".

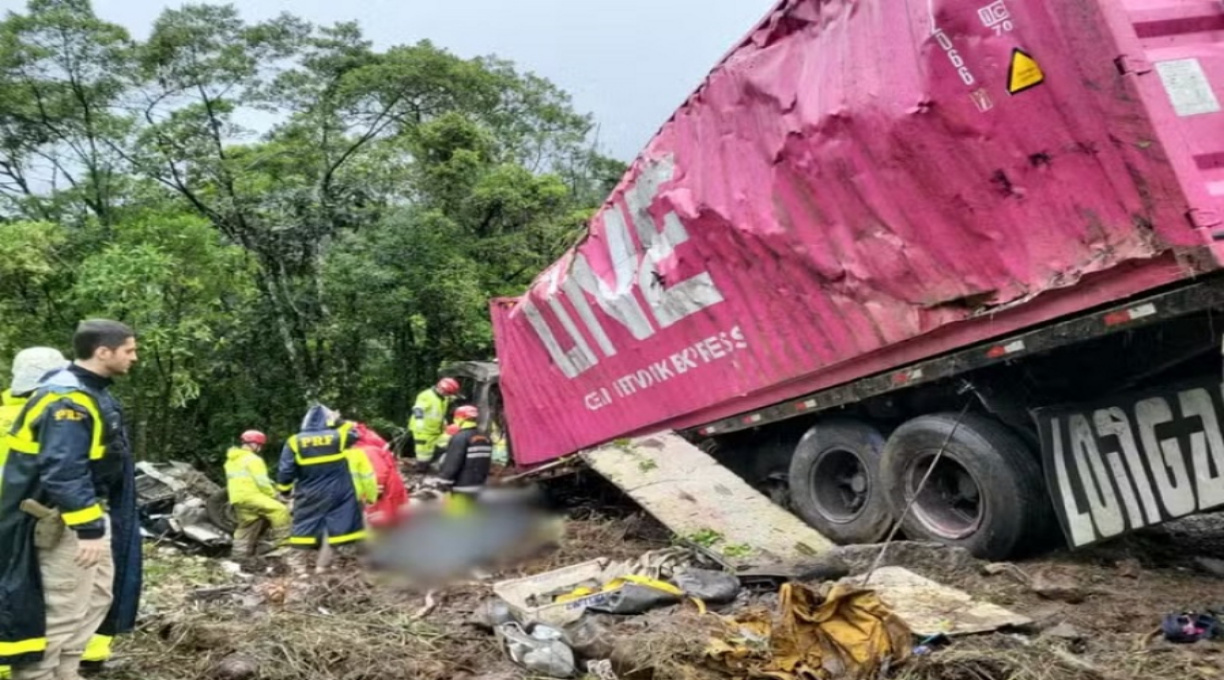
[
  {"left": 680, "top": 529, "right": 755, "bottom": 558},
  {"left": 721, "top": 543, "right": 753, "bottom": 559}
]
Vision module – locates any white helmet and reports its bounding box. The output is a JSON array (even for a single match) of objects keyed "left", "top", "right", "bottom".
[{"left": 11, "top": 347, "right": 68, "bottom": 395}]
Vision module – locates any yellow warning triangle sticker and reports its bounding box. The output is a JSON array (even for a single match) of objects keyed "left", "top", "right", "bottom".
[{"left": 1008, "top": 49, "right": 1045, "bottom": 95}]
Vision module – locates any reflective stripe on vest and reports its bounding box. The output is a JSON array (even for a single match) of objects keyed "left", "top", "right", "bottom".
[
  {"left": 288, "top": 422, "right": 353, "bottom": 466},
  {"left": 5, "top": 391, "right": 105, "bottom": 461}
]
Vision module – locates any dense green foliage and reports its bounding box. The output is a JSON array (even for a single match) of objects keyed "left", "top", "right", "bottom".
[{"left": 0, "top": 0, "right": 624, "bottom": 466}]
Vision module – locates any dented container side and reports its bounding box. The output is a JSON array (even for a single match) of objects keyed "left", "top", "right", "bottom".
[
  {"left": 1097, "top": 0, "right": 1224, "bottom": 239},
  {"left": 493, "top": 0, "right": 1224, "bottom": 465}
]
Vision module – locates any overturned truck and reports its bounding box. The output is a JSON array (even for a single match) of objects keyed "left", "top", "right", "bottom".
[{"left": 489, "top": 0, "right": 1224, "bottom": 559}]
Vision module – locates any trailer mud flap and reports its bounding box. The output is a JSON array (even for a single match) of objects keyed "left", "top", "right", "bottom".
[{"left": 1037, "top": 375, "right": 1224, "bottom": 549}]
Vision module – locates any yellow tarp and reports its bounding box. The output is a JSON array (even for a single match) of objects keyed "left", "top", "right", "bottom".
[{"left": 707, "top": 582, "right": 911, "bottom": 679}]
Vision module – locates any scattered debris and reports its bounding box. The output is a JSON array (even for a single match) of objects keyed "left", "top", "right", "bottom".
[
  {"left": 584, "top": 658, "right": 619, "bottom": 680},
  {"left": 496, "top": 456, "right": 581, "bottom": 484},
  {"left": 188, "top": 585, "right": 246, "bottom": 604},
  {"left": 848, "top": 566, "right": 1031, "bottom": 636},
  {"left": 707, "top": 582, "right": 911, "bottom": 679},
  {"left": 985, "top": 562, "right": 1088, "bottom": 604},
  {"left": 1162, "top": 612, "right": 1221, "bottom": 643},
  {"left": 1014, "top": 603, "right": 1066, "bottom": 634},
  {"left": 1041, "top": 622, "right": 1086, "bottom": 645},
  {"left": 495, "top": 558, "right": 631, "bottom": 626},
  {"left": 1117, "top": 558, "right": 1143, "bottom": 579},
  {"left": 496, "top": 621, "right": 576, "bottom": 678},
  {"left": 110, "top": 472, "right": 1224, "bottom": 680},
  {"left": 473, "top": 598, "right": 518, "bottom": 630},
  {"left": 1028, "top": 571, "right": 1087, "bottom": 604},
  {"left": 1193, "top": 556, "right": 1224, "bottom": 578},
  {"left": 211, "top": 653, "right": 258, "bottom": 680},
  {"left": 737, "top": 555, "right": 852, "bottom": 590},
  {"left": 410, "top": 590, "right": 439, "bottom": 620},
  {"left": 983, "top": 561, "right": 1030, "bottom": 582},
  {"left": 136, "top": 461, "right": 233, "bottom": 550},
  {"left": 673, "top": 568, "right": 740, "bottom": 604},
  {"left": 1008, "top": 633, "right": 1115, "bottom": 679},
  {"left": 896, "top": 635, "right": 1102, "bottom": 680},
  {"left": 493, "top": 545, "right": 725, "bottom": 625},
  {"left": 836, "top": 541, "right": 976, "bottom": 576}
]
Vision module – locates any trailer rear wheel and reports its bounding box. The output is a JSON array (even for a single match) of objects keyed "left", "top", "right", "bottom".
[
  {"left": 880, "top": 413, "right": 1049, "bottom": 560},
  {"left": 788, "top": 419, "right": 892, "bottom": 544}
]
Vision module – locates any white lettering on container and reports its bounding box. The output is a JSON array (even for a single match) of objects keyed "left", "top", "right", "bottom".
[{"left": 514, "top": 154, "right": 727, "bottom": 378}]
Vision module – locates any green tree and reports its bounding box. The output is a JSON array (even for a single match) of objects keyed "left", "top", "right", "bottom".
[
  {"left": 72, "top": 209, "right": 254, "bottom": 458},
  {"left": 0, "top": 0, "right": 135, "bottom": 223},
  {"left": 0, "top": 0, "right": 626, "bottom": 467}
]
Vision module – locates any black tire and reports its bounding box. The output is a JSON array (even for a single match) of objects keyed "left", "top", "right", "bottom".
[
  {"left": 206, "top": 489, "right": 237, "bottom": 534},
  {"left": 880, "top": 412, "right": 1051, "bottom": 560},
  {"left": 788, "top": 419, "right": 893, "bottom": 544}
]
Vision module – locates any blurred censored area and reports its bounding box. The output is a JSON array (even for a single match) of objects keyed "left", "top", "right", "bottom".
[{"left": 367, "top": 487, "right": 561, "bottom": 587}]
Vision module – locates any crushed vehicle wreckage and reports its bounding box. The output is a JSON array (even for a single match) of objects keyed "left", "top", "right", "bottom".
[{"left": 135, "top": 461, "right": 234, "bottom": 550}]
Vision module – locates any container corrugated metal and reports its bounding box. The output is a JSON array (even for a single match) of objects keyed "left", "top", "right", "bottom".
[{"left": 492, "top": 0, "right": 1224, "bottom": 465}]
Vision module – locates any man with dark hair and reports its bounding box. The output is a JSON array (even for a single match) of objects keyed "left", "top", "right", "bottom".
[
  {"left": 70, "top": 320, "right": 136, "bottom": 363},
  {"left": 0, "top": 319, "right": 142, "bottom": 680}
]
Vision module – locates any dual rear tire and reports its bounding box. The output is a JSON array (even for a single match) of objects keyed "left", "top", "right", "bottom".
[{"left": 787, "top": 413, "right": 1052, "bottom": 559}]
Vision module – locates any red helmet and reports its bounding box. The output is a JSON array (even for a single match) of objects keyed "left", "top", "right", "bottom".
[
  {"left": 240, "top": 430, "right": 267, "bottom": 446},
  {"left": 436, "top": 377, "right": 460, "bottom": 396},
  {"left": 454, "top": 405, "right": 479, "bottom": 422}
]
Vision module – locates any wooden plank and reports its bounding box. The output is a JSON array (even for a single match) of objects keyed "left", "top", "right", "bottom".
[{"left": 581, "top": 432, "right": 835, "bottom": 565}]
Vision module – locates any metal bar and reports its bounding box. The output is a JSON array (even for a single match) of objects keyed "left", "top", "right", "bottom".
[{"left": 689, "top": 280, "right": 1224, "bottom": 437}]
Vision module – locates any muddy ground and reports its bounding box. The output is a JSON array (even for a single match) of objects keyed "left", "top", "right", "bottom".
[{"left": 110, "top": 475, "right": 1224, "bottom": 680}]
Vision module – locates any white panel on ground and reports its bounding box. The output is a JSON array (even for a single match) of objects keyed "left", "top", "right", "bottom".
[
  {"left": 846, "top": 566, "right": 1031, "bottom": 636},
  {"left": 581, "top": 432, "right": 836, "bottom": 565}
]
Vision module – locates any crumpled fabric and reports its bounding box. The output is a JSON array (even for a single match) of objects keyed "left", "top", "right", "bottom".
[{"left": 706, "top": 583, "right": 911, "bottom": 679}]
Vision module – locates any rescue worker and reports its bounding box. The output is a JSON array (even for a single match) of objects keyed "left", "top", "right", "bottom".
[
  {"left": 343, "top": 428, "right": 379, "bottom": 511},
  {"left": 0, "top": 349, "right": 70, "bottom": 487},
  {"left": 0, "top": 320, "right": 142, "bottom": 680},
  {"left": 224, "top": 430, "right": 290, "bottom": 561},
  {"left": 408, "top": 378, "right": 460, "bottom": 472},
  {"left": 428, "top": 405, "right": 492, "bottom": 509},
  {"left": 276, "top": 406, "right": 373, "bottom": 574},
  {"left": 352, "top": 423, "right": 407, "bottom": 530},
  {"left": 0, "top": 349, "right": 70, "bottom": 680}
]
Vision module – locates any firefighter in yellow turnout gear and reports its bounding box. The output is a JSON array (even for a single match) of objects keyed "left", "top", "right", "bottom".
[
  {"left": 225, "top": 430, "right": 290, "bottom": 560},
  {"left": 408, "top": 378, "right": 459, "bottom": 470}
]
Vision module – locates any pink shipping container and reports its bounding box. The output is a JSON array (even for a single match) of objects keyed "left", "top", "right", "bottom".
[{"left": 490, "top": 0, "right": 1224, "bottom": 539}]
